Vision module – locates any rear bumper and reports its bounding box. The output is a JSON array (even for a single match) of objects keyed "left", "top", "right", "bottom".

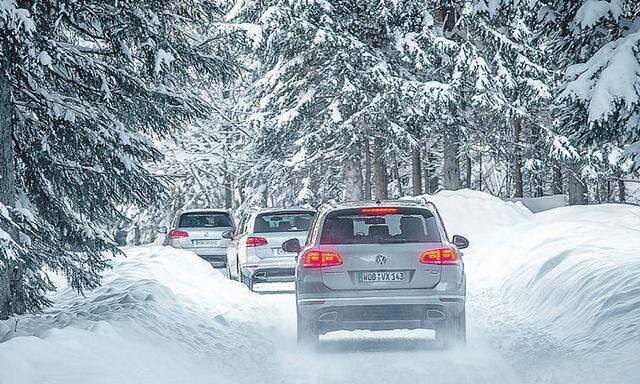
[
  {"left": 252, "top": 268, "right": 296, "bottom": 283},
  {"left": 197, "top": 254, "right": 227, "bottom": 267},
  {"left": 297, "top": 294, "right": 464, "bottom": 334},
  {"left": 241, "top": 258, "right": 296, "bottom": 282}
]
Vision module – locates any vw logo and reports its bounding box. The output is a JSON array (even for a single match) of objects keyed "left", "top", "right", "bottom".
[{"left": 375, "top": 254, "right": 387, "bottom": 265}]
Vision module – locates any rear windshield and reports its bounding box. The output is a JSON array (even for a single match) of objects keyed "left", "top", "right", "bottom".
[
  {"left": 320, "top": 207, "right": 441, "bottom": 245},
  {"left": 254, "top": 211, "right": 315, "bottom": 233},
  {"left": 179, "top": 212, "right": 233, "bottom": 228}
]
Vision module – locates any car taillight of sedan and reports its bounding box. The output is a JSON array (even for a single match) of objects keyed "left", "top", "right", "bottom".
[{"left": 245, "top": 236, "right": 268, "bottom": 247}]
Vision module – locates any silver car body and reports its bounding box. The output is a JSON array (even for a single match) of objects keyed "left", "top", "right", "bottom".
[
  {"left": 165, "top": 209, "right": 235, "bottom": 267},
  {"left": 294, "top": 200, "right": 466, "bottom": 341},
  {"left": 227, "top": 208, "right": 315, "bottom": 286}
]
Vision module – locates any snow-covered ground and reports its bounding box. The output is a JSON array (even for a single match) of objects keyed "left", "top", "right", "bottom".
[{"left": 1, "top": 190, "right": 639, "bottom": 384}]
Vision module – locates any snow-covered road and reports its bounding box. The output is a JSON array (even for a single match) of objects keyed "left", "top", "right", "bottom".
[
  {"left": 1, "top": 190, "right": 639, "bottom": 384},
  {"left": 257, "top": 286, "right": 525, "bottom": 384}
]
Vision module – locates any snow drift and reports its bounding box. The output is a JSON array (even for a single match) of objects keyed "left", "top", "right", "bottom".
[
  {"left": 0, "top": 247, "right": 285, "bottom": 384},
  {"left": 425, "top": 190, "right": 640, "bottom": 359}
]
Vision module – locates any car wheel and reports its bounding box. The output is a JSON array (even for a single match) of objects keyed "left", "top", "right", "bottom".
[
  {"left": 245, "top": 274, "right": 254, "bottom": 291},
  {"left": 297, "top": 310, "right": 319, "bottom": 350},
  {"left": 439, "top": 308, "right": 466, "bottom": 348}
]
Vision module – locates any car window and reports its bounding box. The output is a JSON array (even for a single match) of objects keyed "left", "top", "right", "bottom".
[
  {"left": 179, "top": 212, "right": 233, "bottom": 228},
  {"left": 253, "top": 211, "right": 315, "bottom": 233},
  {"left": 320, "top": 207, "right": 441, "bottom": 245}
]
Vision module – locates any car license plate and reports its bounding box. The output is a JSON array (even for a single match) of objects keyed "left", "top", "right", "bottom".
[
  {"left": 193, "top": 239, "right": 218, "bottom": 246},
  {"left": 358, "top": 271, "right": 406, "bottom": 283}
]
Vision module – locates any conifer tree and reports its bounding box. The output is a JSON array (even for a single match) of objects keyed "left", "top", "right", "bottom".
[{"left": 0, "top": 0, "right": 239, "bottom": 317}]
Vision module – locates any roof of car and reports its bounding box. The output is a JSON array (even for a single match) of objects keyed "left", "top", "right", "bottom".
[
  {"left": 253, "top": 206, "right": 316, "bottom": 214},
  {"left": 180, "top": 208, "right": 230, "bottom": 214},
  {"left": 319, "top": 198, "right": 438, "bottom": 214}
]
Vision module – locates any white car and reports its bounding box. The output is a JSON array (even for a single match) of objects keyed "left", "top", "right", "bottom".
[
  {"left": 224, "top": 208, "right": 315, "bottom": 291},
  {"left": 165, "top": 209, "right": 235, "bottom": 267}
]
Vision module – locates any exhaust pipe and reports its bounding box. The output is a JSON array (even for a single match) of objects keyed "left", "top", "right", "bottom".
[
  {"left": 426, "top": 310, "right": 446, "bottom": 320},
  {"left": 318, "top": 311, "right": 338, "bottom": 322}
]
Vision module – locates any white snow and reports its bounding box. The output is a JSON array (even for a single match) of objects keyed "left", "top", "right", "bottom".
[
  {"left": 153, "top": 49, "right": 175, "bottom": 74},
  {"left": 562, "top": 31, "right": 640, "bottom": 124},
  {"left": 2, "top": 190, "right": 639, "bottom": 383},
  {"left": 0, "top": 247, "right": 286, "bottom": 384},
  {"left": 574, "top": 0, "right": 623, "bottom": 29}
]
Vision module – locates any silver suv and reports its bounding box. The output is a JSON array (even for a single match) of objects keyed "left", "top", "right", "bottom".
[
  {"left": 283, "top": 201, "right": 468, "bottom": 348},
  {"left": 224, "top": 208, "right": 315, "bottom": 291},
  {"left": 164, "top": 209, "right": 235, "bottom": 267}
]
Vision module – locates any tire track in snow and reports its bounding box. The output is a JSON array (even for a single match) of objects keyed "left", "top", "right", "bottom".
[{"left": 258, "top": 289, "right": 524, "bottom": 384}]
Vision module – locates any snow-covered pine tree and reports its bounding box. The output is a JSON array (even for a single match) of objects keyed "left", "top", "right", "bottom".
[
  {"left": 0, "top": 0, "right": 239, "bottom": 317},
  {"left": 535, "top": 0, "right": 640, "bottom": 202},
  {"left": 469, "top": 0, "right": 555, "bottom": 197},
  {"left": 121, "top": 85, "right": 255, "bottom": 244},
  {"left": 229, "top": 0, "right": 455, "bottom": 204}
]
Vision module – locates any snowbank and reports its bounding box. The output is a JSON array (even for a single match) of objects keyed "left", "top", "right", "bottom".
[
  {"left": 419, "top": 189, "right": 533, "bottom": 238},
  {"left": 0, "top": 247, "right": 285, "bottom": 384},
  {"left": 420, "top": 190, "right": 640, "bottom": 359},
  {"left": 480, "top": 204, "right": 640, "bottom": 352}
]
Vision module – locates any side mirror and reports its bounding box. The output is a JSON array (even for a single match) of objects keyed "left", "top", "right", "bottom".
[
  {"left": 222, "top": 229, "right": 234, "bottom": 239},
  {"left": 158, "top": 226, "right": 167, "bottom": 234},
  {"left": 282, "top": 238, "right": 302, "bottom": 254},
  {"left": 452, "top": 235, "right": 469, "bottom": 249}
]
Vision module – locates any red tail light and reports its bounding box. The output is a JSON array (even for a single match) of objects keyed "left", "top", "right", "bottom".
[
  {"left": 420, "top": 248, "right": 457, "bottom": 265},
  {"left": 169, "top": 229, "right": 189, "bottom": 239},
  {"left": 302, "top": 249, "right": 343, "bottom": 268},
  {"left": 361, "top": 207, "right": 399, "bottom": 215},
  {"left": 246, "top": 236, "right": 268, "bottom": 247}
]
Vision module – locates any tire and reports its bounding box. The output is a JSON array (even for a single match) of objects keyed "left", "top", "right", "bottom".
[
  {"left": 297, "top": 310, "right": 319, "bottom": 350},
  {"left": 439, "top": 308, "right": 466, "bottom": 348},
  {"left": 238, "top": 266, "right": 253, "bottom": 291},
  {"left": 245, "top": 275, "right": 254, "bottom": 291}
]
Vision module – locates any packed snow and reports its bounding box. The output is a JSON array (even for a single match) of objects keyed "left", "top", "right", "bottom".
[
  {"left": 0, "top": 247, "right": 287, "bottom": 384},
  {"left": 1, "top": 190, "right": 639, "bottom": 384}
]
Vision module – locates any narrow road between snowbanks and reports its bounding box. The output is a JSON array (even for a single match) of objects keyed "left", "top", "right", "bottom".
[{"left": 1, "top": 190, "right": 638, "bottom": 384}]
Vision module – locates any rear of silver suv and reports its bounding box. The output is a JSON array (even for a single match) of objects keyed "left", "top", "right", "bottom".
[
  {"left": 165, "top": 209, "right": 235, "bottom": 267},
  {"left": 286, "top": 202, "right": 468, "bottom": 348}
]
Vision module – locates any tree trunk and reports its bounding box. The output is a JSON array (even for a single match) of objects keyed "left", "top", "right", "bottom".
[
  {"left": 373, "top": 137, "right": 388, "bottom": 200},
  {"left": 618, "top": 179, "right": 626, "bottom": 203},
  {"left": 567, "top": 169, "right": 587, "bottom": 205},
  {"left": 411, "top": 148, "right": 422, "bottom": 196},
  {"left": 513, "top": 117, "right": 524, "bottom": 198},
  {"left": 223, "top": 161, "right": 233, "bottom": 209},
  {"left": 424, "top": 151, "right": 439, "bottom": 193},
  {"left": 393, "top": 158, "right": 403, "bottom": 198},
  {"left": 552, "top": 163, "right": 563, "bottom": 194},
  {"left": 363, "top": 138, "right": 372, "bottom": 201},
  {"left": 465, "top": 154, "right": 472, "bottom": 189},
  {"left": 0, "top": 40, "right": 17, "bottom": 319},
  {"left": 343, "top": 156, "right": 363, "bottom": 201},
  {"left": 478, "top": 153, "right": 483, "bottom": 191},
  {"left": 442, "top": 129, "right": 462, "bottom": 190}
]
